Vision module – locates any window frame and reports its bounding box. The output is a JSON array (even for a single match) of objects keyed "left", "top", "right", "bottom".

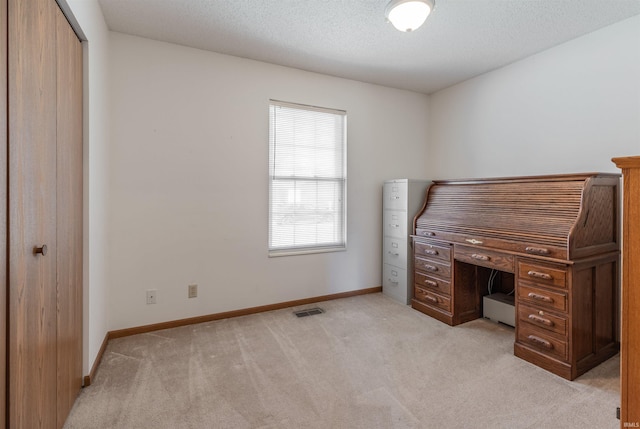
[{"left": 268, "top": 99, "right": 347, "bottom": 257}]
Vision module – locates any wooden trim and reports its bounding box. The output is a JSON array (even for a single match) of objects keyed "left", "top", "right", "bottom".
[
  {"left": 613, "top": 155, "right": 640, "bottom": 425},
  {"left": 83, "top": 287, "right": 382, "bottom": 384},
  {"left": 1, "top": 1, "right": 7, "bottom": 427},
  {"left": 109, "top": 287, "right": 381, "bottom": 339},
  {"left": 82, "top": 332, "right": 109, "bottom": 387},
  {"left": 434, "top": 172, "right": 620, "bottom": 186},
  {"left": 613, "top": 156, "right": 640, "bottom": 169}
]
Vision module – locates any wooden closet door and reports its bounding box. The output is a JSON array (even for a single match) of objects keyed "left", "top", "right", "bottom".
[
  {"left": 55, "top": 6, "right": 83, "bottom": 427},
  {"left": 0, "top": 0, "right": 7, "bottom": 426},
  {"left": 8, "top": 0, "right": 58, "bottom": 426}
]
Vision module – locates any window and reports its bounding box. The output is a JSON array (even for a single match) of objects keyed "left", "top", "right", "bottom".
[{"left": 269, "top": 100, "right": 347, "bottom": 256}]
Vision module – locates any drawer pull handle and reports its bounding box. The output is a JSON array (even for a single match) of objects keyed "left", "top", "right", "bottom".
[
  {"left": 424, "top": 249, "right": 438, "bottom": 256},
  {"left": 422, "top": 231, "right": 435, "bottom": 236},
  {"left": 423, "top": 265, "right": 438, "bottom": 272},
  {"left": 424, "top": 279, "right": 437, "bottom": 287},
  {"left": 528, "top": 314, "right": 554, "bottom": 327},
  {"left": 527, "top": 335, "right": 553, "bottom": 349},
  {"left": 471, "top": 253, "right": 490, "bottom": 261},
  {"left": 425, "top": 295, "right": 438, "bottom": 303},
  {"left": 390, "top": 196, "right": 400, "bottom": 200},
  {"left": 388, "top": 279, "right": 399, "bottom": 285},
  {"left": 528, "top": 292, "right": 554, "bottom": 303},
  {"left": 525, "top": 246, "right": 550, "bottom": 255},
  {"left": 465, "top": 238, "right": 483, "bottom": 245},
  {"left": 389, "top": 224, "right": 400, "bottom": 228},
  {"left": 527, "top": 270, "right": 553, "bottom": 280},
  {"left": 388, "top": 251, "right": 400, "bottom": 256}
]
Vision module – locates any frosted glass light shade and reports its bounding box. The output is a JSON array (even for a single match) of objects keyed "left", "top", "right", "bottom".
[{"left": 385, "top": 0, "right": 435, "bottom": 32}]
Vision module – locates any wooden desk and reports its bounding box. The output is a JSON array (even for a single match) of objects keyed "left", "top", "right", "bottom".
[
  {"left": 612, "top": 156, "right": 640, "bottom": 426},
  {"left": 411, "top": 173, "right": 620, "bottom": 380}
]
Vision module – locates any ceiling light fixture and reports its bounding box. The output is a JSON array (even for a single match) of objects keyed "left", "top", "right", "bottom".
[{"left": 385, "top": 0, "right": 435, "bottom": 32}]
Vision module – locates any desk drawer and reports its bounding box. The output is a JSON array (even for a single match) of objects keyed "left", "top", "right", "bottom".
[
  {"left": 518, "top": 283, "right": 567, "bottom": 313},
  {"left": 518, "top": 260, "right": 567, "bottom": 289},
  {"left": 455, "top": 245, "right": 514, "bottom": 273},
  {"left": 415, "top": 257, "right": 451, "bottom": 279},
  {"left": 518, "top": 303, "right": 567, "bottom": 337},
  {"left": 415, "top": 229, "right": 441, "bottom": 240},
  {"left": 414, "top": 240, "right": 450, "bottom": 262},
  {"left": 415, "top": 271, "right": 451, "bottom": 295},
  {"left": 414, "top": 287, "right": 451, "bottom": 312},
  {"left": 518, "top": 324, "right": 568, "bottom": 361}
]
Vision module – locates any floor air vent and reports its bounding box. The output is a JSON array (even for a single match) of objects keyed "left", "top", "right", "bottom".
[{"left": 293, "top": 307, "right": 324, "bottom": 318}]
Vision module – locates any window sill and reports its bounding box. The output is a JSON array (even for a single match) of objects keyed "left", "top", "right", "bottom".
[{"left": 268, "top": 246, "right": 346, "bottom": 258}]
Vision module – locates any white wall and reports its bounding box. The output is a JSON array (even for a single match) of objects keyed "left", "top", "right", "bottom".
[
  {"left": 65, "top": 0, "right": 111, "bottom": 376},
  {"left": 64, "top": 4, "right": 639, "bottom": 370},
  {"left": 428, "top": 15, "right": 640, "bottom": 179},
  {"left": 108, "top": 33, "right": 430, "bottom": 330}
]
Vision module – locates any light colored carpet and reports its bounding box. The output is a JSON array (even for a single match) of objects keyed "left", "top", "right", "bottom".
[{"left": 64, "top": 293, "right": 620, "bottom": 428}]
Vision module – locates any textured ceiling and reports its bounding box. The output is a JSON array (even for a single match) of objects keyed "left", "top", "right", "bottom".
[{"left": 97, "top": 0, "right": 640, "bottom": 94}]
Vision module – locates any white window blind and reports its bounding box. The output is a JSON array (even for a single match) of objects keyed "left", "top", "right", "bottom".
[{"left": 269, "top": 100, "right": 347, "bottom": 256}]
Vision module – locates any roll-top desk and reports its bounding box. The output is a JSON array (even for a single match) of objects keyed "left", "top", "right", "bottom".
[{"left": 411, "top": 173, "right": 620, "bottom": 380}]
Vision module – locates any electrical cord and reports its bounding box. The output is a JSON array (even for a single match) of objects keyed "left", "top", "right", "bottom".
[{"left": 488, "top": 269, "right": 498, "bottom": 295}]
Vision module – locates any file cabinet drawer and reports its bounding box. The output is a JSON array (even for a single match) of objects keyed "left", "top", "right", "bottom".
[
  {"left": 383, "top": 236, "right": 407, "bottom": 267},
  {"left": 384, "top": 210, "right": 407, "bottom": 238},
  {"left": 383, "top": 264, "right": 407, "bottom": 302},
  {"left": 383, "top": 181, "right": 408, "bottom": 210}
]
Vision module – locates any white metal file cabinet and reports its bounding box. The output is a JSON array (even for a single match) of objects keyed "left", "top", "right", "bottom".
[{"left": 382, "top": 179, "right": 431, "bottom": 304}]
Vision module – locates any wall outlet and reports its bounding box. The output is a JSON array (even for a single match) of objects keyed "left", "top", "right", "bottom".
[
  {"left": 188, "top": 284, "right": 198, "bottom": 299},
  {"left": 146, "top": 289, "right": 157, "bottom": 304}
]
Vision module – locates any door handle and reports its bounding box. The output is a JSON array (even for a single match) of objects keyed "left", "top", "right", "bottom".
[{"left": 34, "top": 244, "right": 48, "bottom": 256}]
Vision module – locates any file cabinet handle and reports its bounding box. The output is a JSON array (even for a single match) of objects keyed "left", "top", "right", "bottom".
[{"left": 387, "top": 251, "right": 400, "bottom": 256}]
